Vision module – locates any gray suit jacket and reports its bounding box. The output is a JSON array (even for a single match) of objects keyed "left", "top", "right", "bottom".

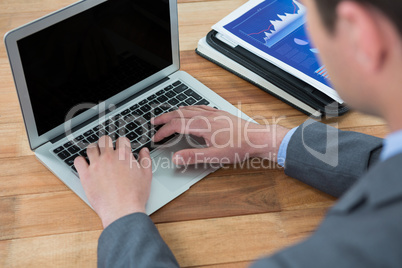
[{"left": 98, "top": 120, "right": 402, "bottom": 267}]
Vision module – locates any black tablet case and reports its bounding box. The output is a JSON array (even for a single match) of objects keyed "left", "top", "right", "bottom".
[{"left": 196, "top": 30, "right": 349, "bottom": 118}]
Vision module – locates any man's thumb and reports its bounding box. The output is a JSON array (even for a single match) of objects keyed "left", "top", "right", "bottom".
[
  {"left": 138, "top": 147, "right": 153, "bottom": 174},
  {"left": 173, "top": 147, "right": 222, "bottom": 165}
]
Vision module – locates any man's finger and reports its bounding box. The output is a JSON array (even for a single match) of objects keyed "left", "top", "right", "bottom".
[
  {"left": 152, "top": 117, "right": 209, "bottom": 142},
  {"left": 98, "top": 135, "right": 113, "bottom": 154},
  {"left": 87, "top": 142, "right": 100, "bottom": 161},
  {"left": 179, "top": 105, "right": 217, "bottom": 112},
  {"left": 137, "top": 147, "right": 153, "bottom": 176},
  {"left": 172, "top": 147, "right": 223, "bottom": 165},
  {"left": 115, "top": 137, "right": 132, "bottom": 160},
  {"left": 152, "top": 118, "right": 186, "bottom": 142},
  {"left": 74, "top": 156, "right": 89, "bottom": 178}
]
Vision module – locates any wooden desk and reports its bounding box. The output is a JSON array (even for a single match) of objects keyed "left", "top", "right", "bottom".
[{"left": 0, "top": 1, "right": 388, "bottom": 267}]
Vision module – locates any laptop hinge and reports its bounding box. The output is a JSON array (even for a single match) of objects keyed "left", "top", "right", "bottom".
[{"left": 50, "top": 76, "right": 170, "bottom": 144}]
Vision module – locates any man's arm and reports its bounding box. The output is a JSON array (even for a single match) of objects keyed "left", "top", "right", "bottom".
[
  {"left": 251, "top": 154, "right": 402, "bottom": 268},
  {"left": 76, "top": 107, "right": 383, "bottom": 267},
  {"left": 97, "top": 213, "right": 179, "bottom": 267},
  {"left": 74, "top": 136, "right": 179, "bottom": 267},
  {"left": 284, "top": 120, "right": 383, "bottom": 197}
]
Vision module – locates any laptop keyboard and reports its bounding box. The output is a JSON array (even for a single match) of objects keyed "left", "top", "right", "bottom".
[{"left": 52, "top": 80, "right": 211, "bottom": 173}]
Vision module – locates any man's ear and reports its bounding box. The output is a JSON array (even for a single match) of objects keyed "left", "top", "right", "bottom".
[{"left": 335, "top": 1, "right": 385, "bottom": 72}]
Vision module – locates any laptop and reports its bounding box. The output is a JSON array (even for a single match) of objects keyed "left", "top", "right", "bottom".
[{"left": 4, "top": 0, "right": 251, "bottom": 214}]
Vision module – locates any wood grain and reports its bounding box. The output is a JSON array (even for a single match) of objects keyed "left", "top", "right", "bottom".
[
  {"left": 0, "top": 0, "right": 388, "bottom": 267},
  {"left": 0, "top": 208, "right": 326, "bottom": 268}
]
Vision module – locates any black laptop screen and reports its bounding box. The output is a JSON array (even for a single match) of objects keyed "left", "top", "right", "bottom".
[{"left": 18, "top": 0, "right": 173, "bottom": 136}]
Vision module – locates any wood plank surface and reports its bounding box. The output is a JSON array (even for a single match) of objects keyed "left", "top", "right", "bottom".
[
  {"left": 0, "top": 0, "right": 387, "bottom": 267},
  {"left": 1, "top": 208, "right": 326, "bottom": 267}
]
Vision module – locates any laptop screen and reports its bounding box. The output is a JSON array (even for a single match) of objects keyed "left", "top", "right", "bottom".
[{"left": 17, "top": 0, "right": 173, "bottom": 136}]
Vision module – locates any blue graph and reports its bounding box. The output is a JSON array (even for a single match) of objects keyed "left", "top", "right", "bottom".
[{"left": 224, "top": 0, "right": 332, "bottom": 87}]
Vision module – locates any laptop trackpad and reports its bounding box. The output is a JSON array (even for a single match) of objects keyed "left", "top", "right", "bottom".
[{"left": 151, "top": 137, "right": 206, "bottom": 192}]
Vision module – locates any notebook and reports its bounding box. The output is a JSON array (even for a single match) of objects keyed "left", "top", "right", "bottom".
[{"left": 4, "top": 0, "right": 251, "bottom": 214}]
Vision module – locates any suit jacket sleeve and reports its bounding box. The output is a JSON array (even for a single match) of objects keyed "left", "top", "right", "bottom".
[
  {"left": 284, "top": 119, "right": 383, "bottom": 197},
  {"left": 97, "top": 120, "right": 384, "bottom": 268},
  {"left": 97, "top": 212, "right": 179, "bottom": 268}
]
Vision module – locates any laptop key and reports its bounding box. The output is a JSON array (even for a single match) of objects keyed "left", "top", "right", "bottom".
[
  {"left": 164, "top": 85, "right": 173, "bottom": 91},
  {"left": 79, "top": 150, "right": 88, "bottom": 157},
  {"left": 172, "top": 81, "right": 181, "bottom": 87},
  {"left": 111, "top": 114, "right": 121, "bottom": 121},
  {"left": 118, "top": 127, "right": 130, "bottom": 136},
  {"left": 115, "top": 119, "right": 126, "bottom": 128},
  {"left": 153, "top": 107, "right": 164, "bottom": 116},
  {"left": 65, "top": 155, "right": 78, "bottom": 166},
  {"left": 143, "top": 113, "right": 152, "bottom": 120},
  {"left": 184, "top": 89, "right": 203, "bottom": 101},
  {"left": 123, "top": 114, "right": 134, "bottom": 122},
  {"left": 130, "top": 104, "right": 139, "bottom": 111},
  {"left": 157, "top": 95, "right": 168, "bottom": 103},
  {"left": 149, "top": 100, "right": 160, "bottom": 107},
  {"left": 93, "top": 125, "right": 101, "bottom": 132},
  {"left": 173, "top": 84, "right": 188, "bottom": 93},
  {"left": 160, "top": 103, "right": 171, "bottom": 111},
  {"left": 156, "top": 89, "right": 164, "bottom": 96},
  {"left": 138, "top": 136, "right": 149, "bottom": 145},
  {"left": 147, "top": 94, "right": 156, "bottom": 101},
  {"left": 87, "top": 134, "right": 98, "bottom": 143},
  {"left": 84, "top": 129, "right": 94, "bottom": 137},
  {"left": 195, "top": 99, "right": 210, "bottom": 106},
  {"left": 75, "top": 135, "right": 85, "bottom": 141},
  {"left": 126, "top": 122, "right": 137, "bottom": 131},
  {"left": 165, "top": 91, "right": 176, "bottom": 98},
  {"left": 68, "top": 145, "right": 80, "bottom": 154},
  {"left": 109, "top": 132, "right": 119, "bottom": 141},
  {"left": 103, "top": 119, "right": 112, "bottom": 126},
  {"left": 57, "top": 150, "right": 70, "bottom": 160},
  {"left": 177, "top": 93, "right": 186, "bottom": 101},
  {"left": 126, "top": 132, "right": 138, "bottom": 141},
  {"left": 178, "top": 102, "right": 188, "bottom": 107},
  {"left": 191, "top": 92, "right": 203, "bottom": 100},
  {"left": 134, "top": 127, "right": 144, "bottom": 136},
  {"left": 140, "top": 104, "right": 151, "bottom": 113},
  {"left": 185, "top": 97, "right": 196, "bottom": 105},
  {"left": 121, "top": 109, "right": 130, "bottom": 116},
  {"left": 106, "top": 124, "right": 118, "bottom": 133},
  {"left": 133, "top": 117, "right": 146, "bottom": 126},
  {"left": 53, "top": 146, "right": 64, "bottom": 154},
  {"left": 131, "top": 109, "right": 142, "bottom": 117},
  {"left": 99, "top": 128, "right": 108, "bottom": 137},
  {"left": 184, "top": 88, "right": 195, "bottom": 96},
  {"left": 168, "top": 98, "right": 179, "bottom": 105},
  {"left": 64, "top": 141, "right": 73, "bottom": 148},
  {"left": 139, "top": 99, "right": 147, "bottom": 105},
  {"left": 76, "top": 141, "right": 88, "bottom": 150}
]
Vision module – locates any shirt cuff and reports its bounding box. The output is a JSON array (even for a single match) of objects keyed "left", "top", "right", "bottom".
[{"left": 277, "top": 126, "right": 299, "bottom": 167}]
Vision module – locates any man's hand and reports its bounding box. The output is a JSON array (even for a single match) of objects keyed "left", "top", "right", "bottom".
[
  {"left": 74, "top": 136, "right": 152, "bottom": 229},
  {"left": 152, "top": 105, "right": 290, "bottom": 165}
]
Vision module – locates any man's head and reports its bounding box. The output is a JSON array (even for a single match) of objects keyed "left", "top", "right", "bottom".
[
  {"left": 303, "top": 0, "right": 402, "bottom": 128},
  {"left": 314, "top": 0, "right": 402, "bottom": 36}
]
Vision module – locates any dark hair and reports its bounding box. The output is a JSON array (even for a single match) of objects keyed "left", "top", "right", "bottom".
[{"left": 314, "top": 0, "right": 402, "bottom": 36}]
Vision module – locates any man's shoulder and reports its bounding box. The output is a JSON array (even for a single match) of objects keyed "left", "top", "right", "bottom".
[{"left": 331, "top": 152, "right": 402, "bottom": 213}]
